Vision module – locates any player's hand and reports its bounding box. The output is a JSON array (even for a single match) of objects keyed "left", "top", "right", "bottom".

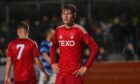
[
  {"left": 44, "top": 72, "right": 49, "bottom": 80},
  {"left": 4, "top": 77, "right": 11, "bottom": 84},
  {"left": 73, "top": 66, "right": 87, "bottom": 77},
  {"left": 51, "top": 63, "right": 60, "bottom": 74}
]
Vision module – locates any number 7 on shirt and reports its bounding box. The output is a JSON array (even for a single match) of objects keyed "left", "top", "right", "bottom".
[{"left": 17, "top": 44, "right": 25, "bottom": 60}]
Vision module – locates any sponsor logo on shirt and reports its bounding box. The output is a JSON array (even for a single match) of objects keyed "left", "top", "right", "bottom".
[{"left": 59, "top": 40, "right": 75, "bottom": 46}]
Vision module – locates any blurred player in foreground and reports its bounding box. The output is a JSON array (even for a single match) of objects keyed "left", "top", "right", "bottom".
[
  {"left": 50, "top": 4, "right": 99, "bottom": 84},
  {"left": 4, "top": 23, "right": 49, "bottom": 84},
  {"left": 39, "top": 28, "right": 56, "bottom": 84}
]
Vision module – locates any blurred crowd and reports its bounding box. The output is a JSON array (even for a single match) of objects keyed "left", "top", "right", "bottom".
[{"left": 0, "top": 14, "right": 140, "bottom": 63}]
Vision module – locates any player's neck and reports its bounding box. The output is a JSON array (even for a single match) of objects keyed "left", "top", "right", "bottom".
[
  {"left": 19, "top": 35, "right": 28, "bottom": 39},
  {"left": 64, "top": 23, "right": 74, "bottom": 28}
]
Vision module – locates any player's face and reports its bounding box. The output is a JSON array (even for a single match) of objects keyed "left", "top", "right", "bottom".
[
  {"left": 62, "top": 9, "right": 75, "bottom": 25},
  {"left": 17, "top": 28, "right": 28, "bottom": 38}
]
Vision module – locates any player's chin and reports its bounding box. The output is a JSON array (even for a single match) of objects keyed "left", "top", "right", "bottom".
[
  {"left": 63, "top": 20, "right": 70, "bottom": 24},
  {"left": 63, "top": 22, "right": 69, "bottom": 24}
]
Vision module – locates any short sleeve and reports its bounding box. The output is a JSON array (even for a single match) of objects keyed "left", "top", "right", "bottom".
[
  {"left": 40, "top": 47, "right": 48, "bottom": 53},
  {"left": 32, "top": 42, "right": 40, "bottom": 57},
  {"left": 39, "top": 41, "right": 49, "bottom": 54},
  {"left": 7, "top": 42, "right": 12, "bottom": 57}
]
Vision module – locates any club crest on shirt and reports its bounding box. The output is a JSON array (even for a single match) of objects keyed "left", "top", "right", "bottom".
[
  {"left": 70, "top": 33, "right": 74, "bottom": 39},
  {"left": 70, "top": 35, "right": 74, "bottom": 39}
]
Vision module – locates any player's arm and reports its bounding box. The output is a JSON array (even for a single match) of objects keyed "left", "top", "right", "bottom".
[
  {"left": 42, "top": 52, "right": 50, "bottom": 64},
  {"left": 50, "top": 29, "right": 60, "bottom": 73},
  {"left": 34, "top": 57, "right": 49, "bottom": 79},
  {"left": 4, "top": 43, "right": 12, "bottom": 84},
  {"left": 74, "top": 38, "right": 99, "bottom": 77},
  {"left": 74, "top": 29, "right": 99, "bottom": 77},
  {"left": 4, "top": 57, "right": 12, "bottom": 84},
  {"left": 33, "top": 42, "right": 49, "bottom": 80},
  {"left": 40, "top": 44, "right": 51, "bottom": 64},
  {"left": 85, "top": 38, "right": 99, "bottom": 68}
]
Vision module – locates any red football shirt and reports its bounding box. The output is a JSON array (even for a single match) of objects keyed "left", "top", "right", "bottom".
[
  {"left": 7, "top": 38, "right": 39, "bottom": 81},
  {"left": 51, "top": 24, "right": 98, "bottom": 75}
]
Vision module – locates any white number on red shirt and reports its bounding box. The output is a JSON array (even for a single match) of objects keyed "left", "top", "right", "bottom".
[{"left": 16, "top": 44, "right": 25, "bottom": 60}]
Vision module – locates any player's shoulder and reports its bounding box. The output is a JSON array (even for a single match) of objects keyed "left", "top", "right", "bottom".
[
  {"left": 9, "top": 38, "right": 20, "bottom": 44},
  {"left": 73, "top": 24, "right": 87, "bottom": 34},
  {"left": 9, "top": 39, "right": 16, "bottom": 43},
  {"left": 57, "top": 24, "right": 65, "bottom": 29},
  {"left": 8, "top": 39, "right": 16, "bottom": 46},
  {"left": 8, "top": 38, "right": 21, "bottom": 47},
  {"left": 27, "top": 39, "right": 38, "bottom": 48},
  {"left": 56, "top": 25, "right": 65, "bottom": 30},
  {"left": 27, "top": 38, "right": 37, "bottom": 44}
]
